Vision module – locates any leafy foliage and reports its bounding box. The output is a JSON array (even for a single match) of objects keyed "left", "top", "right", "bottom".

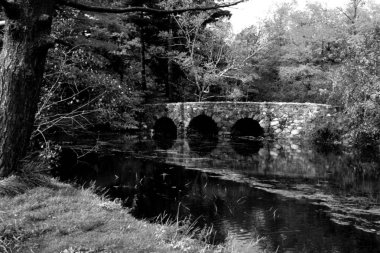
[
  {"left": 21, "top": 0, "right": 380, "bottom": 146},
  {"left": 36, "top": 7, "right": 144, "bottom": 138}
]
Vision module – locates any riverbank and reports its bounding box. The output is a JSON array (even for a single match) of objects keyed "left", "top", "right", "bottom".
[{"left": 0, "top": 174, "right": 260, "bottom": 253}]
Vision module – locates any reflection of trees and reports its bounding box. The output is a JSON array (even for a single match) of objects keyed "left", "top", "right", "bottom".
[
  {"left": 230, "top": 138, "right": 263, "bottom": 156},
  {"left": 154, "top": 135, "right": 176, "bottom": 150},
  {"left": 188, "top": 135, "right": 218, "bottom": 156},
  {"left": 153, "top": 117, "right": 177, "bottom": 150},
  {"left": 321, "top": 152, "right": 380, "bottom": 202},
  {"left": 53, "top": 148, "right": 98, "bottom": 184},
  {"left": 58, "top": 138, "right": 380, "bottom": 205}
]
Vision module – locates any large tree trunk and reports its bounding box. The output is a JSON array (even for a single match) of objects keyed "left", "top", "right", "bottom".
[
  {"left": 139, "top": 13, "right": 147, "bottom": 91},
  {"left": 140, "top": 28, "right": 147, "bottom": 91},
  {"left": 166, "top": 17, "right": 174, "bottom": 102},
  {"left": 0, "top": 0, "right": 55, "bottom": 177}
]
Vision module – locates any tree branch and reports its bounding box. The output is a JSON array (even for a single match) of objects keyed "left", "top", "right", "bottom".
[
  {"left": 337, "top": 7, "right": 353, "bottom": 22},
  {"left": 57, "top": 0, "right": 246, "bottom": 14}
]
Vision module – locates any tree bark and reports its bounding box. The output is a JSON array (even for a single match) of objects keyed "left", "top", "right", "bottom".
[
  {"left": 57, "top": 0, "right": 245, "bottom": 14},
  {"left": 139, "top": 17, "right": 147, "bottom": 91},
  {"left": 166, "top": 16, "right": 174, "bottom": 102},
  {"left": 0, "top": 0, "right": 55, "bottom": 177}
]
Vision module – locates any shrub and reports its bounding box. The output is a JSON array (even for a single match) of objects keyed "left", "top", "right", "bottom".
[
  {"left": 309, "top": 119, "right": 342, "bottom": 144},
  {"left": 351, "top": 128, "right": 380, "bottom": 149}
]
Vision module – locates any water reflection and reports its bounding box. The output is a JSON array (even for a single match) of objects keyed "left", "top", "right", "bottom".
[
  {"left": 55, "top": 148, "right": 380, "bottom": 253},
  {"left": 230, "top": 137, "right": 263, "bottom": 156},
  {"left": 154, "top": 139, "right": 380, "bottom": 197},
  {"left": 119, "top": 137, "right": 380, "bottom": 206},
  {"left": 153, "top": 116, "right": 177, "bottom": 150},
  {"left": 154, "top": 135, "right": 176, "bottom": 150},
  {"left": 187, "top": 135, "right": 218, "bottom": 156}
]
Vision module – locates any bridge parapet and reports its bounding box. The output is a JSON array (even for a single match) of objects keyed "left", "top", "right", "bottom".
[{"left": 143, "top": 102, "right": 337, "bottom": 138}]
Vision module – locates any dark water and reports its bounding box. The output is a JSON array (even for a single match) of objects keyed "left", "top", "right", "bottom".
[{"left": 54, "top": 135, "right": 380, "bottom": 253}]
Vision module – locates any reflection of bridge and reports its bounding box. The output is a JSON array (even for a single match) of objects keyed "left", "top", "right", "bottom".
[
  {"left": 143, "top": 102, "right": 336, "bottom": 138},
  {"left": 157, "top": 139, "right": 323, "bottom": 179}
]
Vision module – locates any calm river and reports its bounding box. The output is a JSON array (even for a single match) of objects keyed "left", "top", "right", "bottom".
[{"left": 54, "top": 135, "right": 380, "bottom": 253}]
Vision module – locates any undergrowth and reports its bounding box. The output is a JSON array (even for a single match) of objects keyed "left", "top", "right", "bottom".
[{"left": 309, "top": 110, "right": 380, "bottom": 150}]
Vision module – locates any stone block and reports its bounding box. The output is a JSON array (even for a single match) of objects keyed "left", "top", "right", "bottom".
[
  {"left": 291, "top": 144, "right": 299, "bottom": 149},
  {"left": 259, "top": 119, "right": 267, "bottom": 126},
  {"left": 270, "top": 120, "right": 279, "bottom": 126},
  {"left": 259, "top": 149, "right": 267, "bottom": 157},
  {"left": 291, "top": 129, "right": 300, "bottom": 135},
  {"left": 270, "top": 150, "right": 278, "bottom": 157}
]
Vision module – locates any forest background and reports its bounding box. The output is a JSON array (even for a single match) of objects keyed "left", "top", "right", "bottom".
[{"left": 2, "top": 0, "right": 378, "bottom": 148}]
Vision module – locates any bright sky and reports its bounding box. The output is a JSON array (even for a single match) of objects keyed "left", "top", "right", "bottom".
[{"left": 228, "top": 0, "right": 355, "bottom": 33}]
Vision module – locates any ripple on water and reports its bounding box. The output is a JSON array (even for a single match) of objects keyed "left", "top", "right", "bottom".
[{"left": 55, "top": 136, "right": 380, "bottom": 253}]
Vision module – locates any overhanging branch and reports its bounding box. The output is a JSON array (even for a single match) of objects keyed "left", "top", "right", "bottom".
[
  {"left": 57, "top": 0, "right": 246, "bottom": 14},
  {"left": 337, "top": 7, "right": 353, "bottom": 22}
]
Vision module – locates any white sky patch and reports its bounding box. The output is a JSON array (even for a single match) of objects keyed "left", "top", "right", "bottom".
[{"left": 227, "top": 0, "right": 358, "bottom": 34}]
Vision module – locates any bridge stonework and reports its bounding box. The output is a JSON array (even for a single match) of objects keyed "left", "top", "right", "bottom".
[{"left": 143, "top": 102, "right": 336, "bottom": 138}]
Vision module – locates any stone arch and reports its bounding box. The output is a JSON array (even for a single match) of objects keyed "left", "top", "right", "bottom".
[
  {"left": 187, "top": 114, "right": 218, "bottom": 136},
  {"left": 231, "top": 118, "right": 264, "bottom": 137},
  {"left": 153, "top": 116, "right": 177, "bottom": 138},
  {"left": 144, "top": 102, "right": 336, "bottom": 138}
]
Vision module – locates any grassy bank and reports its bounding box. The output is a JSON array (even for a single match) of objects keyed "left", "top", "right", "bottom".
[{"left": 0, "top": 174, "right": 260, "bottom": 253}]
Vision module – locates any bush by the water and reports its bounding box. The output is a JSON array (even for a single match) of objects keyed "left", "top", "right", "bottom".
[
  {"left": 309, "top": 119, "right": 342, "bottom": 144},
  {"left": 310, "top": 108, "right": 380, "bottom": 149}
]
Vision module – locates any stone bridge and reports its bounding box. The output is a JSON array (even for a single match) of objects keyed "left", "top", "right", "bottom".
[{"left": 143, "top": 102, "right": 337, "bottom": 138}]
